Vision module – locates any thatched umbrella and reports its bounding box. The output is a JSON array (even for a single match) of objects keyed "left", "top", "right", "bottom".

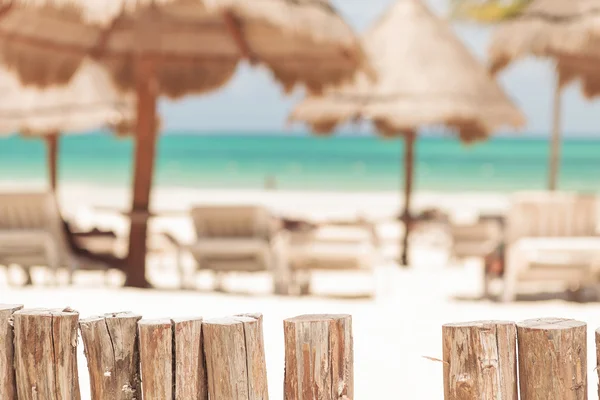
[
  {"left": 289, "top": 0, "right": 525, "bottom": 266},
  {"left": 0, "top": 59, "right": 134, "bottom": 191},
  {"left": 488, "top": 0, "right": 600, "bottom": 190},
  {"left": 0, "top": 0, "right": 368, "bottom": 287}
]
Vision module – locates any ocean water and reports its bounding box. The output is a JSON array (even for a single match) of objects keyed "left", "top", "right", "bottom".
[{"left": 0, "top": 132, "right": 599, "bottom": 192}]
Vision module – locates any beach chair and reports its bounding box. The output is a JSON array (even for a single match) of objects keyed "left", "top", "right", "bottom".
[
  {"left": 174, "top": 205, "right": 290, "bottom": 294},
  {"left": 0, "top": 192, "right": 119, "bottom": 285},
  {"left": 449, "top": 218, "right": 503, "bottom": 263},
  {"left": 491, "top": 191, "right": 600, "bottom": 302},
  {"left": 286, "top": 221, "right": 380, "bottom": 296}
]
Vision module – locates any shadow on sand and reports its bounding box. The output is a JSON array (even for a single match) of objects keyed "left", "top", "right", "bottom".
[{"left": 451, "top": 288, "right": 600, "bottom": 304}]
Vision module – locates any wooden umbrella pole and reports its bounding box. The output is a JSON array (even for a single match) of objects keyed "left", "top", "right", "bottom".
[
  {"left": 125, "top": 56, "right": 158, "bottom": 288},
  {"left": 400, "top": 131, "right": 416, "bottom": 267},
  {"left": 45, "top": 132, "right": 59, "bottom": 192},
  {"left": 548, "top": 72, "right": 562, "bottom": 191}
]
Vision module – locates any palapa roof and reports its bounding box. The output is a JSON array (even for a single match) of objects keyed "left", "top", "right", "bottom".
[
  {"left": 489, "top": 0, "right": 600, "bottom": 98},
  {"left": 0, "top": 59, "right": 134, "bottom": 136},
  {"left": 0, "top": 0, "right": 368, "bottom": 98},
  {"left": 289, "top": 0, "right": 525, "bottom": 142}
]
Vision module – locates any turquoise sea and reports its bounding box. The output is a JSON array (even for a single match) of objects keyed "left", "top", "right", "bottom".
[{"left": 0, "top": 132, "right": 599, "bottom": 192}]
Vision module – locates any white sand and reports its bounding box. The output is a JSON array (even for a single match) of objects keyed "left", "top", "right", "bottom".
[{"left": 1, "top": 183, "right": 599, "bottom": 398}]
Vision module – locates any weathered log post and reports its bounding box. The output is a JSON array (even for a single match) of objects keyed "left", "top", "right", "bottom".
[
  {"left": 0, "top": 304, "right": 23, "bottom": 400},
  {"left": 283, "top": 314, "right": 353, "bottom": 400},
  {"left": 79, "top": 312, "right": 142, "bottom": 400},
  {"left": 517, "top": 318, "right": 586, "bottom": 400},
  {"left": 172, "top": 317, "right": 207, "bottom": 400},
  {"left": 203, "top": 314, "right": 268, "bottom": 399},
  {"left": 13, "top": 308, "right": 81, "bottom": 400},
  {"left": 138, "top": 319, "right": 173, "bottom": 399},
  {"left": 138, "top": 317, "right": 208, "bottom": 399},
  {"left": 595, "top": 328, "right": 600, "bottom": 398},
  {"left": 442, "top": 320, "right": 517, "bottom": 400}
]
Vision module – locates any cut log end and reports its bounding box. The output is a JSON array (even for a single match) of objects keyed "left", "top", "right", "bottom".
[
  {"left": 443, "top": 320, "right": 514, "bottom": 329},
  {"left": 0, "top": 304, "right": 24, "bottom": 312},
  {"left": 517, "top": 318, "right": 586, "bottom": 330},
  {"left": 284, "top": 314, "right": 351, "bottom": 324}
]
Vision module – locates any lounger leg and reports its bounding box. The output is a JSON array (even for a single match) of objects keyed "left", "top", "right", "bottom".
[
  {"left": 501, "top": 247, "right": 522, "bottom": 303},
  {"left": 272, "top": 258, "right": 291, "bottom": 296},
  {"left": 176, "top": 248, "right": 188, "bottom": 290},
  {"left": 482, "top": 272, "right": 491, "bottom": 299},
  {"left": 23, "top": 266, "right": 32, "bottom": 286},
  {"left": 214, "top": 272, "right": 224, "bottom": 292},
  {"left": 68, "top": 261, "right": 77, "bottom": 285},
  {"left": 297, "top": 271, "right": 311, "bottom": 296},
  {"left": 104, "top": 270, "right": 111, "bottom": 286}
]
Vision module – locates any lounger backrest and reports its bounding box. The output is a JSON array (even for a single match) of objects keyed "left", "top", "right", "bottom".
[
  {"left": 190, "top": 206, "right": 273, "bottom": 239},
  {"left": 506, "top": 192, "right": 597, "bottom": 243},
  {"left": 0, "top": 192, "right": 71, "bottom": 262}
]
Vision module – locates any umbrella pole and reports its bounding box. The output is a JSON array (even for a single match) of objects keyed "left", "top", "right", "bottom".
[
  {"left": 44, "top": 132, "right": 59, "bottom": 192},
  {"left": 548, "top": 74, "right": 562, "bottom": 191},
  {"left": 125, "top": 57, "right": 158, "bottom": 288},
  {"left": 400, "top": 131, "right": 416, "bottom": 267}
]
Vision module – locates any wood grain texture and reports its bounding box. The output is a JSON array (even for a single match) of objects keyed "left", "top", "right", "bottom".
[
  {"left": 13, "top": 308, "right": 81, "bottom": 400},
  {"left": 517, "top": 318, "right": 586, "bottom": 400},
  {"left": 172, "top": 317, "right": 207, "bottom": 400},
  {"left": 138, "top": 319, "right": 173, "bottom": 400},
  {"left": 203, "top": 315, "right": 269, "bottom": 399},
  {"left": 442, "top": 320, "right": 517, "bottom": 400},
  {"left": 596, "top": 328, "right": 600, "bottom": 399},
  {"left": 235, "top": 314, "right": 269, "bottom": 400},
  {"left": 80, "top": 312, "right": 142, "bottom": 400},
  {"left": 0, "top": 304, "right": 23, "bottom": 400},
  {"left": 283, "top": 314, "right": 353, "bottom": 400}
]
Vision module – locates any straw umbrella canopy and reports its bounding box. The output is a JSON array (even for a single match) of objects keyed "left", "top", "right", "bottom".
[
  {"left": 488, "top": 0, "right": 600, "bottom": 191},
  {"left": 0, "top": 0, "right": 368, "bottom": 288},
  {"left": 0, "top": 59, "right": 134, "bottom": 191},
  {"left": 290, "top": 0, "right": 525, "bottom": 266}
]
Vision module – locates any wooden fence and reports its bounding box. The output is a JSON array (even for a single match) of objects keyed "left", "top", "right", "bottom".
[
  {"left": 0, "top": 305, "right": 353, "bottom": 400},
  {"left": 442, "top": 318, "right": 591, "bottom": 399}
]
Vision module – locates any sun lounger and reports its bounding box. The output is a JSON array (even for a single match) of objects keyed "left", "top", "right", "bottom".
[
  {"left": 286, "top": 222, "right": 380, "bottom": 296},
  {"left": 490, "top": 191, "right": 600, "bottom": 302},
  {"left": 173, "top": 205, "right": 290, "bottom": 293},
  {"left": 449, "top": 218, "right": 503, "bottom": 262},
  {"left": 0, "top": 192, "right": 120, "bottom": 285}
]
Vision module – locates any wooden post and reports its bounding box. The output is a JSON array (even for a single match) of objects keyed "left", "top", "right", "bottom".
[
  {"left": 13, "top": 308, "right": 81, "bottom": 400},
  {"left": 442, "top": 321, "right": 517, "bottom": 400},
  {"left": 517, "top": 318, "right": 586, "bottom": 399},
  {"left": 283, "top": 314, "right": 353, "bottom": 400},
  {"left": 0, "top": 304, "right": 23, "bottom": 400},
  {"left": 125, "top": 56, "right": 158, "bottom": 288},
  {"left": 172, "top": 317, "right": 208, "bottom": 400},
  {"left": 548, "top": 72, "right": 562, "bottom": 191},
  {"left": 45, "top": 132, "right": 59, "bottom": 192},
  {"left": 400, "top": 131, "right": 416, "bottom": 267},
  {"left": 595, "top": 328, "right": 600, "bottom": 396},
  {"left": 138, "top": 319, "right": 173, "bottom": 400},
  {"left": 203, "top": 314, "right": 269, "bottom": 399},
  {"left": 79, "top": 312, "right": 142, "bottom": 400}
]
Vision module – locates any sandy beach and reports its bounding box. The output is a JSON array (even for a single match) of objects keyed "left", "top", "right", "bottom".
[
  {"left": 0, "top": 183, "right": 599, "bottom": 398},
  {"left": 2, "top": 251, "right": 600, "bottom": 398}
]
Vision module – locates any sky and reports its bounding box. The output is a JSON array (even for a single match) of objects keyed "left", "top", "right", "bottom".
[{"left": 158, "top": 0, "right": 600, "bottom": 136}]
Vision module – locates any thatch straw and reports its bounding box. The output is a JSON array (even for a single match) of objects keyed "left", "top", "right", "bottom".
[
  {"left": 489, "top": 0, "right": 600, "bottom": 97},
  {"left": 289, "top": 0, "right": 525, "bottom": 141},
  {"left": 0, "top": 59, "right": 134, "bottom": 136},
  {"left": 0, "top": 0, "right": 366, "bottom": 97}
]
